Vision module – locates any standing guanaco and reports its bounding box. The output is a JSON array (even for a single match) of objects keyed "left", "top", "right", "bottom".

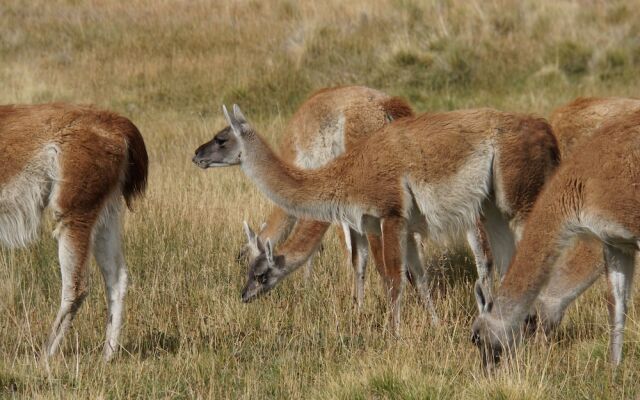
[{"left": 0, "top": 104, "right": 148, "bottom": 361}]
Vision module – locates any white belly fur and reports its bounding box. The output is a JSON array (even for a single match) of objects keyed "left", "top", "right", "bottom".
[
  {"left": 407, "top": 145, "right": 494, "bottom": 245},
  {"left": 0, "top": 144, "right": 59, "bottom": 248}
]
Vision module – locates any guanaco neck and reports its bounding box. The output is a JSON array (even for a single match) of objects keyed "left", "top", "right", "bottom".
[
  {"left": 493, "top": 196, "right": 572, "bottom": 324},
  {"left": 277, "top": 220, "right": 330, "bottom": 274},
  {"left": 239, "top": 131, "right": 347, "bottom": 222}
]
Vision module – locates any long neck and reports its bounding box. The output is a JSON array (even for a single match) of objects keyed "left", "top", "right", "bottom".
[
  {"left": 258, "top": 206, "right": 296, "bottom": 245},
  {"left": 493, "top": 196, "right": 573, "bottom": 324},
  {"left": 240, "top": 132, "right": 346, "bottom": 222},
  {"left": 278, "top": 220, "right": 331, "bottom": 274}
]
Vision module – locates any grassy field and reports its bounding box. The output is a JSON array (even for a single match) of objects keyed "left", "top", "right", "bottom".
[{"left": 1, "top": 0, "right": 640, "bottom": 398}]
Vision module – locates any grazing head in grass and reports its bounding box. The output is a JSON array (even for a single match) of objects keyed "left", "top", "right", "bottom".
[
  {"left": 470, "top": 281, "right": 511, "bottom": 373},
  {"left": 240, "top": 222, "right": 286, "bottom": 303}
]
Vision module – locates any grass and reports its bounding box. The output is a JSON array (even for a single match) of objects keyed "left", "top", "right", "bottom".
[{"left": 1, "top": 0, "right": 640, "bottom": 398}]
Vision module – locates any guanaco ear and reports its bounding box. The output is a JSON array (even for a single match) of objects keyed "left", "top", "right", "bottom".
[
  {"left": 223, "top": 104, "right": 251, "bottom": 138},
  {"left": 243, "top": 221, "right": 264, "bottom": 258},
  {"left": 243, "top": 221, "right": 256, "bottom": 243},
  {"left": 474, "top": 280, "right": 493, "bottom": 314},
  {"left": 232, "top": 104, "right": 247, "bottom": 124},
  {"left": 222, "top": 104, "right": 241, "bottom": 138},
  {"left": 222, "top": 104, "right": 233, "bottom": 125},
  {"left": 265, "top": 239, "right": 275, "bottom": 265}
]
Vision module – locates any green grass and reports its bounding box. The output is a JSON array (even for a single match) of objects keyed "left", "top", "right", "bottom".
[{"left": 1, "top": 0, "right": 640, "bottom": 398}]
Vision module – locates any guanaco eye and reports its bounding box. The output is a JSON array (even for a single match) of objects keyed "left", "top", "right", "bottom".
[
  {"left": 257, "top": 273, "right": 268, "bottom": 284},
  {"left": 471, "top": 331, "right": 481, "bottom": 346},
  {"left": 215, "top": 137, "right": 227, "bottom": 146}
]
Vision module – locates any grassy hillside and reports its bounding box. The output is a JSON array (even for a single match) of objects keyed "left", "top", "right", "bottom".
[{"left": 1, "top": 0, "right": 640, "bottom": 398}]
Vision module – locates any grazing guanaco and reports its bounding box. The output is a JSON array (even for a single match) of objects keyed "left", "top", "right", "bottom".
[
  {"left": 0, "top": 104, "right": 148, "bottom": 361},
  {"left": 216, "top": 104, "right": 559, "bottom": 334},
  {"left": 472, "top": 110, "right": 640, "bottom": 369},
  {"left": 530, "top": 97, "right": 640, "bottom": 333}
]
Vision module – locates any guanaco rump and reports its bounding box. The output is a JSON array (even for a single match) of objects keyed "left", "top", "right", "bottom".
[
  {"left": 531, "top": 97, "right": 640, "bottom": 333},
  {"left": 214, "top": 104, "right": 559, "bottom": 334},
  {"left": 193, "top": 86, "right": 416, "bottom": 310},
  {"left": 0, "top": 104, "right": 148, "bottom": 361},
  {"left": 472, "top": 109, "right": 640, "bottom": 369}
]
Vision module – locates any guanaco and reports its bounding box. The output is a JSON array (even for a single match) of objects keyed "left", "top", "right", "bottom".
[
  {"left": 530, "top": 97, "right": 640, "bottom": 333},
  {"left": 0, "top": 104, "right": 148, "bottom": 361},
  {"left": 472, "top": 109, "right": 640, "bottom": 369}
]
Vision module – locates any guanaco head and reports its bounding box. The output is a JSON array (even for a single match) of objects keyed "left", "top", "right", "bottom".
[
  {"left": 192, "top": 125, "right": 242, "bottom": 168},
  {"left": 470, "top": 280, "right": 519, "bottom": 373},
  {"left": 241, "top": 221, "right": 286, "bottom": 303},
  {"left": 193, "top": 104, "right": 252, "bottom": 169}
]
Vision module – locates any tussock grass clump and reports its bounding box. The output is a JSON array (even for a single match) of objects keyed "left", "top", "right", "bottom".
[
  {"left": 1, "top": 0, "right": 640, "bottom": 398},
  {"left": 555, "top": 41, "right": 593, "bottom": 77}
]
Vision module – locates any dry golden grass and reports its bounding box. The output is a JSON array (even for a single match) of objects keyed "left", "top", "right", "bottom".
[{"left": 1, "top": 0, "right": 640, "bottom": 398}]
